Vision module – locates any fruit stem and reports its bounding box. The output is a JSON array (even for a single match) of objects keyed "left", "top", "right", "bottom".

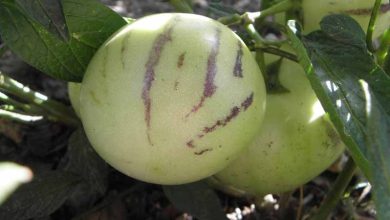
[
  {"left": 0, "top": 71, "right": 79, "bottom": 127},
  {"left": 366, "top": 0, "right": 382, "bottom": 52},
  {"left": 311, "top": 157, "right": 357, "bottom": 220},
  {"left": 169, "top": 0, "right": 193, "bottom": 13}
]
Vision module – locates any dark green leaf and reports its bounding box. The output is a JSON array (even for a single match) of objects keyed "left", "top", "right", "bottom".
[
  {"left": 306, "top": 17, "right": 390, "bottom": 115},
  {"left": 163, "top": 181, "right": 227, "bottom": 220},
  {"left": 286, "top": 15, "right": 390, "bottom": 219},
  {"left": 15, "top": 0, "right": 69, "bottom": 41},
  {"left": 0, "top": 0, "right": 127, "bottom": 82},
  {"left": 62, "top": 128, "right": 108, "bottom": 211},
  {"left": 319, "top": 14, "right": 366, "bottom": 49},
  {"left": 364, "top": 84, "right": 390, "bottom": 219},
  {"left": 0, "top": 43, "right": 7, "bottom": 57},
  {"left": 207, "top": 1, "right": 238, "bottom": 17},
  {"left": 261, "top": 0, "right": 285, "bottom": 10},
  {"left": 169, "top": 0, "right": 193, "bottom": 13},
  {"left": 265, "top": 58, "right": 290, "bottom": 94},
  {"left": 65, "top": 128, "right": 108, "bottom": 194},
  {"left": 292, "top": 24, "right": 376, "bottom": 169},
  {"left": 0, "top": 171, "right": 81, "bottom": 220}
]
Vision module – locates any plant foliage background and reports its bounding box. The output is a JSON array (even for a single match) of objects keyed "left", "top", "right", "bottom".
[{"left": 0, "top": 0, "right": 389, "bottom": 219}]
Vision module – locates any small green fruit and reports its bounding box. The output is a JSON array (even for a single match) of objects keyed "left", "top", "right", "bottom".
[
  {"left": 80, "top": 13, "right": 266, "bottom": 185},
  {"left": 212, "top": 54, "right": 345, "bottom": 196},
  {"left": 68, "top": 82, "right": 81, "bottom": 117},
  {"left": 303, "top": 0, "right": 390, "bottom": 37}
]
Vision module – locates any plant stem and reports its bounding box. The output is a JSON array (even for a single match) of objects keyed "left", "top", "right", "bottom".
[
  {"left": 243, "top": 23, "right": 264, "bottom": 47},
  {"left": 256, "top": 46, "right": 298, "bottom": 62},
  {"left": 0, "top": 72, "right": 79, "bottom": 126},
  {"left": 0, "top": 107, "right": 44, "bottom": 124},
  {"left": 385, "top": 47, "right": 390, "bottom": 76},
  {"left": 376, "top": 29, "right": 390, "bottom": 66},
  {"left": 0, "top": 91, "right": 46, "bottom": 115},
  {"left": 285, "top": 0, "right": 303, "bottom": 24},
  {"left": 218, "top": 13, "right": 242, "bottom": 26},
  {"left": 255, "top": 0, "right": 293, "bottom": 21},
  {"left": 218, "top": 0, "right": 293, "bottom": 26},
  {"left": 169, "top": 0, "right": 193, "bottom": 13},
  {"left": 311, "top": 157, "right": 357, "bottom": 220},
  {"left": 366, "top": 0, "right": 382, "bottom": 52}
]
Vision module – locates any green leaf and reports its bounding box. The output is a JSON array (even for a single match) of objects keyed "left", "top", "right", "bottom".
[
  {"left": 286, "top": 14, "right": 390, "bottom": 219},
  {"left": 0, "top": 171, "right": 81, "bottom": 220},
  {"left": 0, "top": 0, "right": 127, "bottom": 82},
  {"left": 163, "top": 181, "right": 227, "bottom": 220},
  {"left": 64, "top": 128, "right": 108, "bottom": 195},
  {"left": 319, "top": 14, "right": 366, "bottom": 49},
  {"left": 169, "top": 0, "right": 193, "bottom": 13},
  {"left": 62, "top": 128, "right": 109, "bottom": 211},
  {"left": 265, "top": 57, "right": 290, "bottom": 94},
  {"left": 261, "top": 0, "right": 285, "bottom": 10},
  {"left": 15, "top": 0, "right": 69, "bottom": 41},
  {"left": 363, "top": 82, "right": 390, "bottom": 219},
  {"left": 0, "top": 43, "right": 8, "bottom": 57},
  {"left": 207, "top": 1, "right": 238, "bottom": 17}
]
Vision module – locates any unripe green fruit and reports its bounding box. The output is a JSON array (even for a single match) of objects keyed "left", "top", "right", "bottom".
[
  {"left": 212, "top": 55, "right": 345, "bottom": 196},
  {"left": 68, "top": 82, "right": 81, "bottom": 117},
  {"left": 303, "top": 0, "right": 390, "bottom": 37},
  {"left": 80, "top": 13, "right": 266, "bottom": 185}
]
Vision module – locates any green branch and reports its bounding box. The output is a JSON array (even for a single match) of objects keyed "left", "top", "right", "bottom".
[
  {"left": 218, "top": 0, "right": 293, "bottom": 26},
  {"left": 0, "top": 91, "right": 45, "bottom": 115},
  {"left": 366, "top": 0, "right": 382, "bottom": 52},
  {"left": 311, "top": 157, "right": 357, "bottom": 220},
  {"left": 0, "top": 72, "right": 79, "bottom": 126},
  {"left": 169, "top": 0, "right": 193, "bottom": 13},
  {"left": 377, "top": 29, "right": 390, "bottom": 66},
  {"left": 255, "top": 46, "right": 298, "bottom": 62},
  {"left": 256, "top": 0, "right": 293, "bottom": 20},
  {"left": 0, "top": 107, "right": 43, "bottom": 124},
  {"left": 243, "top": 23, "right": 265, "bottom": 47}
]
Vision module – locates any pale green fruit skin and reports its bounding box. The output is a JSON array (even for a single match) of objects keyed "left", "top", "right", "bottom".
[
  {"left": 80, "top": 13, "right": 266, "bottom": 185},
  {"left": 68, "top": 82, "right": 81, "bottom": 117},
  {"left": 303, "top": 0, "right": 390, "bottom": 38},
  {"left": 213, "top": 55, "right": 345, "bottom": 196}
]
